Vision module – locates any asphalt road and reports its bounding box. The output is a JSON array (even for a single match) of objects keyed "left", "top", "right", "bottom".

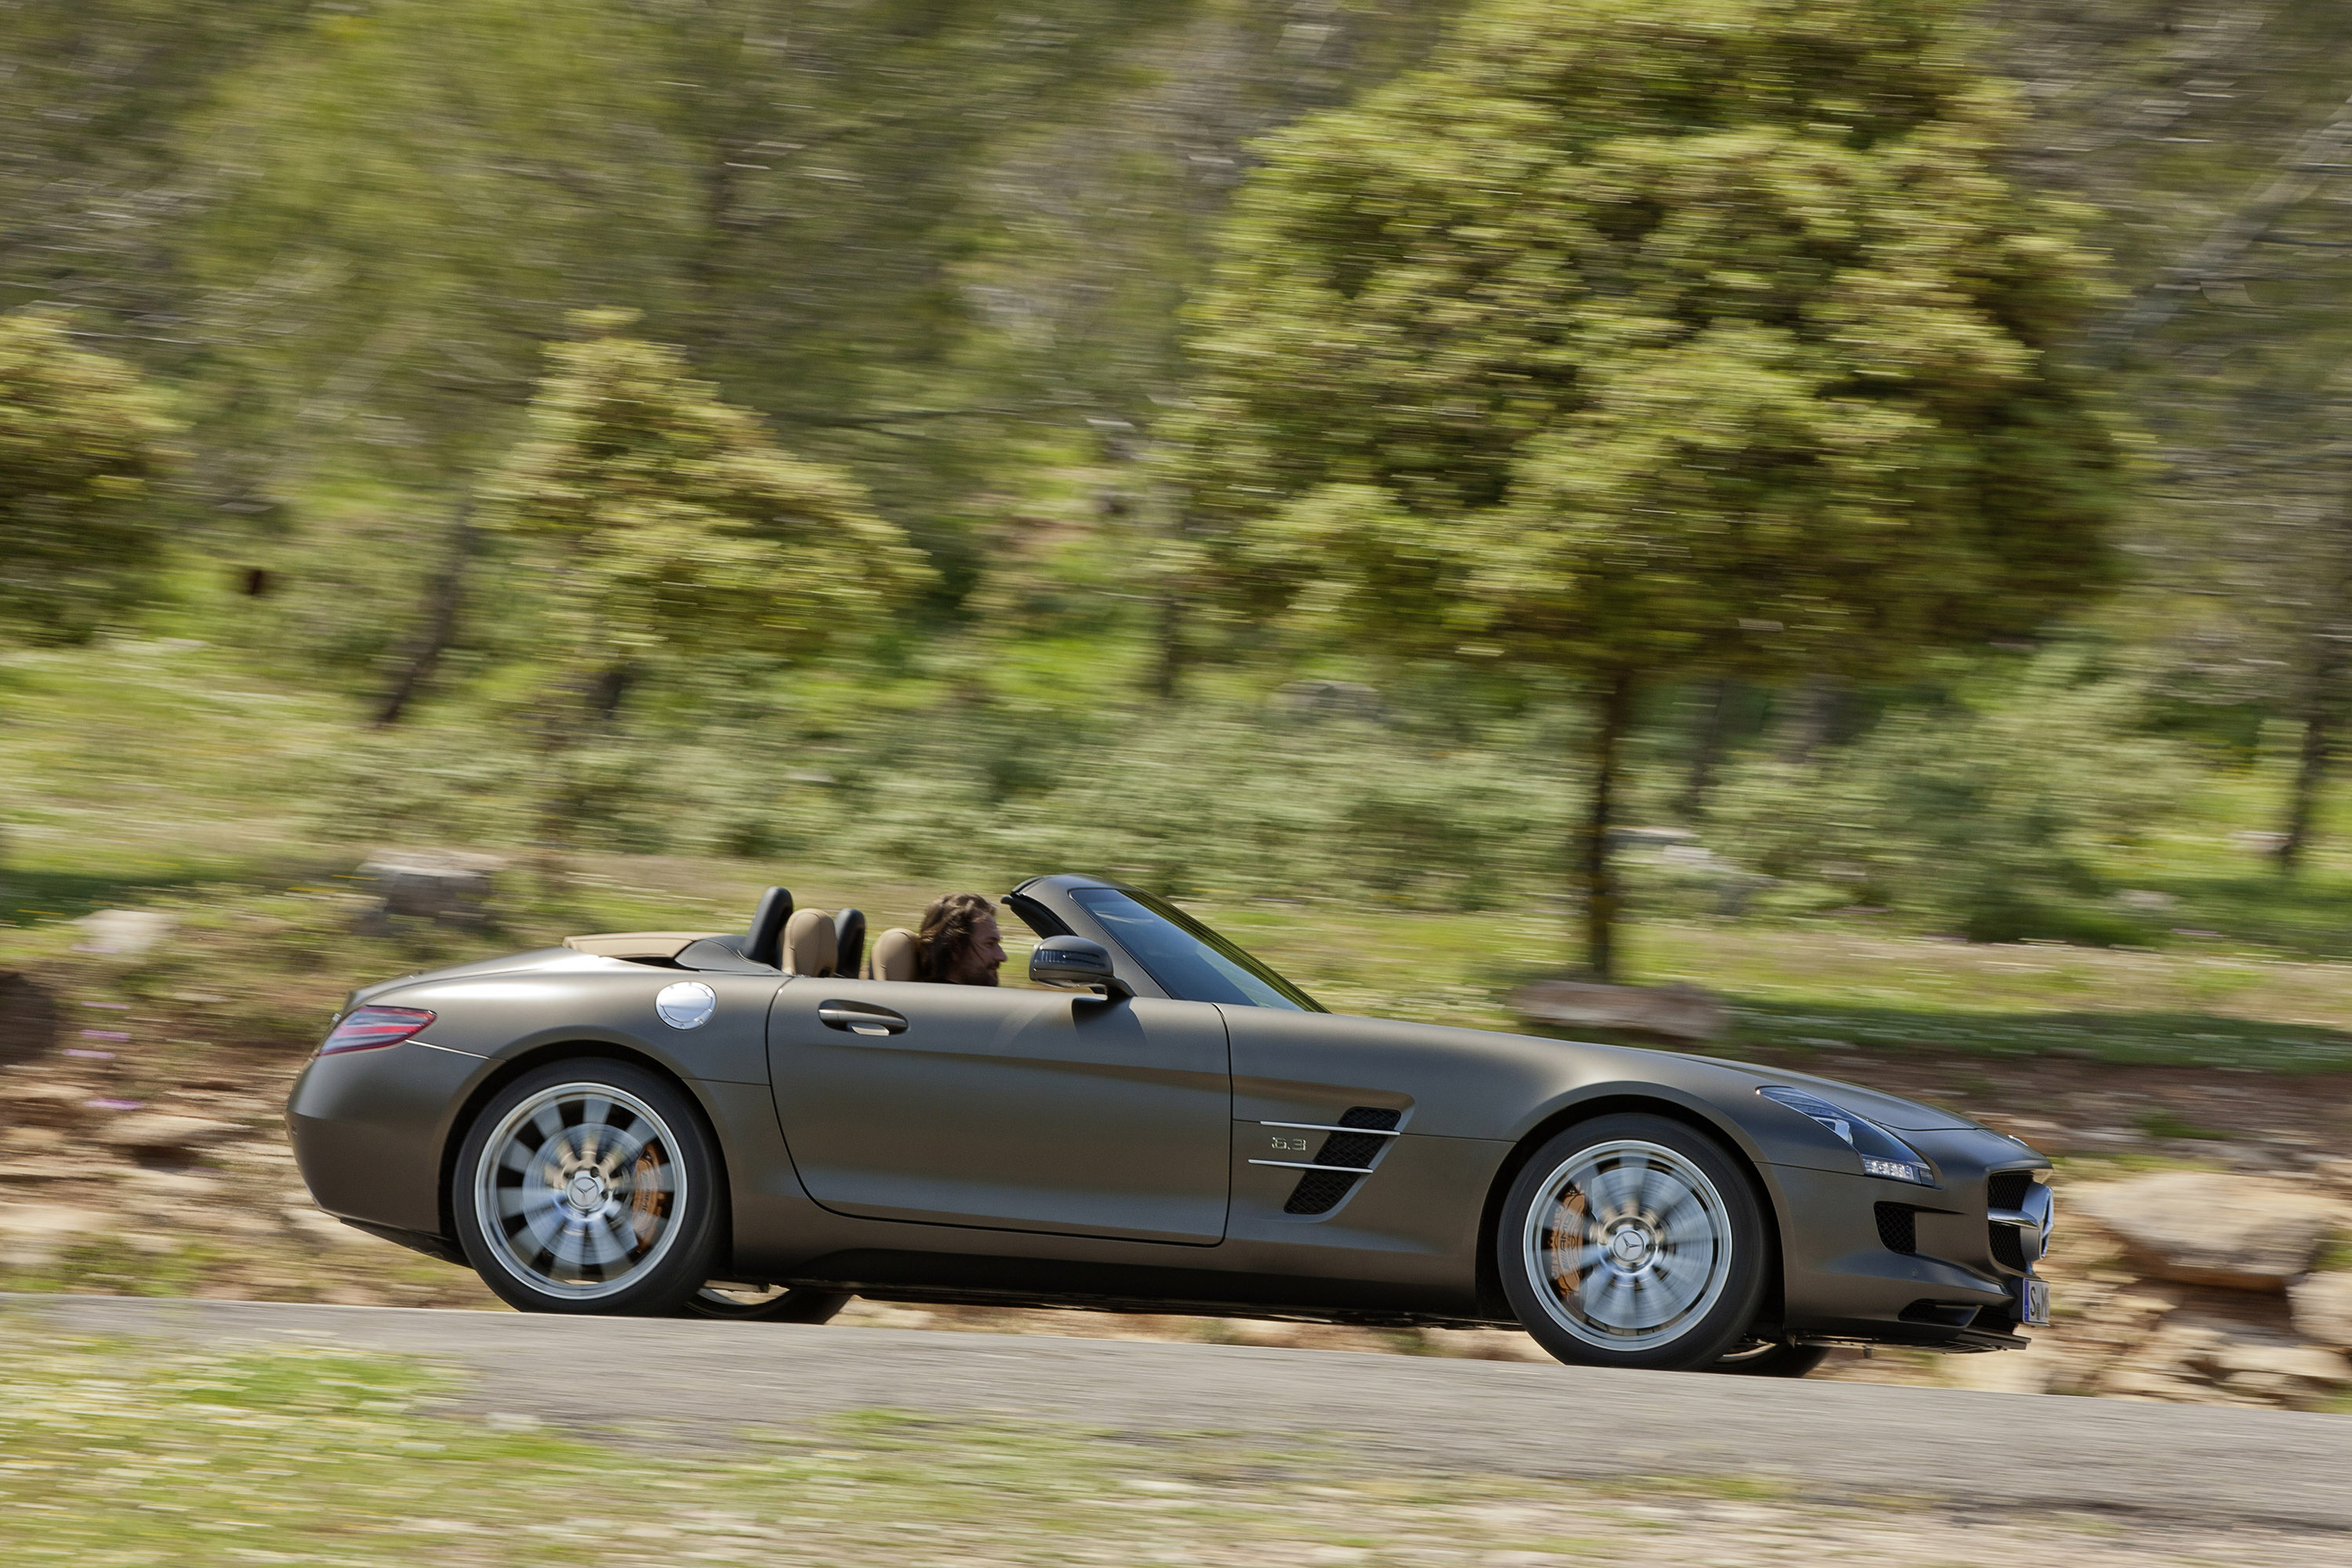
[{"left": 9, "top": 1294, "right": 2350, "bottom": 1533}]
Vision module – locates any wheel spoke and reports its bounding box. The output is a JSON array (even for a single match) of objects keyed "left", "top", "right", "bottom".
[
  {"left": 1580, "top": 1269, "right": 1629, "bottom": 1328},
  {"left": 1623, "top": 1154, "right": 1664, "bottom": 1216}
]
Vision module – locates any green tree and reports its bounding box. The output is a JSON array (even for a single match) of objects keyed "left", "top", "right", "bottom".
[
  {"left": 0, "top": 309, "right": 178, "bottom": 644},
  {"left": 488, "top": 313, "right": 928, "bottom": 834},
  {"left": 1171, "top": 0, "right": 2123, "bottom": 978}
]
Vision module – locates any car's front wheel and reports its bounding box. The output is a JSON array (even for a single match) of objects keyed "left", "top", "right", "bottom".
[
  {"left": 452, "top": 1060, "right": 724, "bottom": 1316},
  {"left": 1497, "top": 1113, "right": 1767, "bottom": 1372},
  {"left": 679, "top": 1284, "right": 853, "bottom": 1323}
]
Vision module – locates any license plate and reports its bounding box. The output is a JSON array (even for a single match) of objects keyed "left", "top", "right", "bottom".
[{"left": 2016, "top": 1275, "right": 2050, "bottom": 1327}]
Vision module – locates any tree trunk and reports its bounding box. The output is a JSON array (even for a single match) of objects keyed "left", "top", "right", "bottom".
[
  {"left": 1679, "top": 676, "right": 1730, "bottom": 821},
  {"left": 1778, "top": 672, "right": 1844, "bottom": 766},
  {"left": 1152, "top": 587, "right": 1184, "bottom": 702},
  {"left": 371, "top": 508, "right": 475, "bottom": 728},
  {"left": 1581, "top": 670, "right": 1638, "bottom": 982},
  {"left": 2278, "top": 692, "right": 2335, "bottom": 874},
  {"left": 2277, "top": 514, "right": 2352, "bottom": 873}
]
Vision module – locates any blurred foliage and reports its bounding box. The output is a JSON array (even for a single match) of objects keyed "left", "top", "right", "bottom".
[
  {"left": 1705, "top": 656, "right": 2194, "bottom": 941},
  {"left": 1171, "top": 0, "right": 2122, "bottom": 970},
  {"left": 7, "top": 0, "right": 2352, "bottom": 982},
  {"left": 0, "top": 309, "right": 179, "bottom": 642},
  {"left": 490, "top": 314, "right": 927, "bottom": 688}
]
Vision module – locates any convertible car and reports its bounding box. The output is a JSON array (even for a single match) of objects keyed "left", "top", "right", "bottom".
[{"left": 286, "top": 873, "right": 2053, "bottom": 1374}]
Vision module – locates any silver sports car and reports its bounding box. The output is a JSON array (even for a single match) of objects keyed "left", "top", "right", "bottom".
[{"left": 286, "top": 873, "right": 2053, "bottom": 1374}]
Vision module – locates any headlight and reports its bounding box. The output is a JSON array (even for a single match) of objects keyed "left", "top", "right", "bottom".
[{"left": 1758, "top": 1086, "right": 1937, "bottom": 1187}]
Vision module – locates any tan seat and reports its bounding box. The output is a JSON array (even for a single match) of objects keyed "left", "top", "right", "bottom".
[
  {"left": 865, "top": 927, "right": 918, "bottom": 982},
  {"left": 782, "top": 908, "right": 838, "bottom": 976}
]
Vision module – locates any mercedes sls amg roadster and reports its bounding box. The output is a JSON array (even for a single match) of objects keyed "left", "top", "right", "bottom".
[{"left": 286, "top": 873, "right": 2054, "bottom": 1374}]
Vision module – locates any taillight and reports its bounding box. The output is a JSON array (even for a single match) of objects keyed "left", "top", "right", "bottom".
[{"left": 318, "top": 1006, "right": 437, "bottom": 1055}]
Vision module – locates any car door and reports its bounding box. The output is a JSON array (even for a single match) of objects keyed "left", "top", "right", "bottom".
[{"left": 766, "top": 979, "right": 1232, "bottom": 1245}]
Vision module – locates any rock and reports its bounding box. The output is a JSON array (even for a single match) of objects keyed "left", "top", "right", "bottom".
[
  {"left": 0, "top": 971, "right": 60, "bottom": 1066},
  {"left": 2069, "top": 1171, "right": 2344, "bottom": 1292},
  {"left": 71, "top": 909, "right": 176, "bottom": 957},
  {"left": 97, "top": 1113, "right": 238, "bottom": 1163},
  {"left": 2, "top": 1081, "right": 96, "bottom": 1128},
  {"left": 0, "top": 1152, "right": 123, "bottom": 1185},
  {"left": 1606, "top": 826, "right": 1696, "bottom": 848},
  {"left": 1512, "top": 979, "right": 1729, "bottom": 1044},
  {"left": 0, "top": 1203, "right": 107, "bottom": 1269},
  {"left": 2290, "top": 1272, "right": 2352, "bottom": 1349},
  {"left": 2212, "top": 1340, "right": 2352, "bottom": 1388},
  {"left": 356, "top": 850, "right": 503, "bottom": 928}
]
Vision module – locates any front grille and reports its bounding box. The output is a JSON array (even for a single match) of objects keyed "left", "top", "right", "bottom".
[
  {"left": 1875, "top": 1203, "right": 1918, "bottom": 1254},
  {"left": 1283, "top": 1106, "right": 1401, "bottom": 1216},
  {"left": 1987, "top": 1169, "right": 2035, "bottom": 1272}
]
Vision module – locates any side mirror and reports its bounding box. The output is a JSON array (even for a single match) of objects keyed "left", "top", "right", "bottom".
[{"left": 1030, "top": 935, "right": 1133, "bottom": 1000}]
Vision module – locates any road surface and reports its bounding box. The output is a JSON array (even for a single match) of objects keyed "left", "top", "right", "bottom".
[{"left": 7, "top": 1294, "right": 2347, "bottom": 1533}]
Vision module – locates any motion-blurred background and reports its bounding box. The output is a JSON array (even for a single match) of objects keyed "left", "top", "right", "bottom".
[{"left": 2, "top": 0, "right": 2350, "bottom": 1410}]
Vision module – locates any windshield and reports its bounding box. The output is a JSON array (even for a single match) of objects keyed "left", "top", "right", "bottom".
[{"left": 1069, "top": 887, "right": 1324, "bottom": 1011}]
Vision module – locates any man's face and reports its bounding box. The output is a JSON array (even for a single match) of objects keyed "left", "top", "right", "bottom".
[{"left": 975, "top": 913, "right": 1007, "bottom": 970}]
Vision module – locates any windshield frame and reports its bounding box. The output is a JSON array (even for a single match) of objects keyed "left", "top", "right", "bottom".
[{"left": 1070, "top": 884, "right": 1327, "bottom": 1012}]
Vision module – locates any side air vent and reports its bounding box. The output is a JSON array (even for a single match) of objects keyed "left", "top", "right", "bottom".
[
  {"left": 1875, "top": 1202, "right": 1918, "bottom": 1255},
  {"left": 1283, "top": 1106, "right": 1402, "bottom": 1216}
]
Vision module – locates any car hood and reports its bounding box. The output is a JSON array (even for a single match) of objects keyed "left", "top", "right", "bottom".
[{"left": 1678, "top": 1054, "right": 1979, "bottom": 1131}]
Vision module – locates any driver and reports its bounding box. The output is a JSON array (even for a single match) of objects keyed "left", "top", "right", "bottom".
[{"left": 914, "top": 892, "right": 1007, "bottom": 985}]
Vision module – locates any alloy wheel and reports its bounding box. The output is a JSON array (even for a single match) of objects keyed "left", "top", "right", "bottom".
[
  {"left": 1519, "top": 1137, "right": 1735, "bottom": 1352},
  {"left": 472, "top": 1080, "right": 689, "bottom": 1301}
]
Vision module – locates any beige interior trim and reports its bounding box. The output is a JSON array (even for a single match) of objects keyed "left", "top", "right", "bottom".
[{"left": 562, "top": 931, "right": 724, "bottom": 960}]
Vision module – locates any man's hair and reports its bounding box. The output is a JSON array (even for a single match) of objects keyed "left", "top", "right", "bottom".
[{"left": 916, "top": 892, "right": 1000, "bottom": 985}]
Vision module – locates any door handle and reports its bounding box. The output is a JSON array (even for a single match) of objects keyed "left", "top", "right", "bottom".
[{"left": 817, "top": 1002, "right": 908, "bottom": 1036}]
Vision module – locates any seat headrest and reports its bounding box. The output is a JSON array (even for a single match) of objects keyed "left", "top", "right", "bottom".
[
  {"left": 865, "top": 927, "right": 918, "bottom": 982},
  {"left": 782, "top": 907, "right": 838, "bottom": 976}
]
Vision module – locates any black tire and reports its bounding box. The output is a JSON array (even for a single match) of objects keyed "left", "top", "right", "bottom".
[
  {"left": 1708, "top": 1340, "right": 1830, "bottom": 1378},
  {"left": 679, "top": 1285, "right": 854, "bottom": 1324},
  {"left": 452, "top": 1059, "right": 724, "bottom": 1316},
  {"left": 1497, "top": 1112, "right": 1768, "bottom": 1372}
]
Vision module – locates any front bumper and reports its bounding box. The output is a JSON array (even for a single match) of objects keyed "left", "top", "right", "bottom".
[{"left": 1767, "top": 1127, "right": 2052, "bottom": 1351}]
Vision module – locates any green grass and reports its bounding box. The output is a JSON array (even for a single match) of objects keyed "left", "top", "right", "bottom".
[
  {"left": 2132, "top": 1109, "right": 2234, "bottom": 1142},
  {"left": 0, "top": 1333, "right": 1871, "bottom": 1566}
]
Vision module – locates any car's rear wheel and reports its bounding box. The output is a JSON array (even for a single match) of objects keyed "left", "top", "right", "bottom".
[
  {"left": 680, "top": 1284, "right": 853, "bottom": 1323},
  {"left": 453, "top": 1060, "right": 723, "bottom": 1316},
  {"left": 1708, "top": 1339, "right": 1830, "bottom": 1377},
  {"left": 1497, "top": 1113, "right": 1767, "bottom": 1372}
]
